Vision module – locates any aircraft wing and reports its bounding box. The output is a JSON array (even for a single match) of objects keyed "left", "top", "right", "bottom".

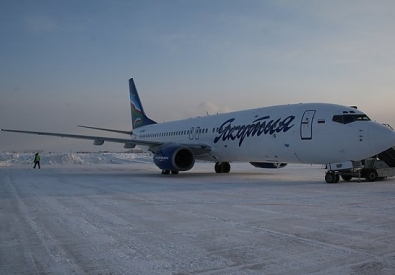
[
  {"left": 76, "top": 125, "right": 211, "bottom": 154},
  {"left": 77, "top": 125, "right": 132, "bottom": 135},
  {"left": 0, "top": 128, "right": 211, "bottom": 154},
  {"left": 0, "top": 128, "right": 141, "bottom": 148}
]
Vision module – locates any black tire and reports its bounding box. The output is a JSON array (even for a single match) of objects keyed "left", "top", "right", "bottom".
[
  {"left": 214, "top": 162, "right": 221, "bottom": 173},
  {"left": 364, "top": 169, "right": 378, "bottom": 182},
  {"left": 341, "top": 175, "right": 352, "bottom": 181},
  {"left": 161, "top": 170, "right": 170, "bottom": 175},
  {"left": 325, "top": 172, "right": 337, "bottom": 184},
  {"left": 222, "top": 162, "right": 231, "bottom": 173},
  {"left": 171, "top": 170, "right": 179, "bottom": 175},
  {"left": 214, "top": 162, "right": 231, "bottom": 173}
]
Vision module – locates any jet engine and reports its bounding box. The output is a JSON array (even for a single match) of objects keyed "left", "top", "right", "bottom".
[
  {"left": 153, "top": 144, "right": 195, "bottom": 172},
  {"left": 250, "top": 162, "right": 288, "bottom": 169}
]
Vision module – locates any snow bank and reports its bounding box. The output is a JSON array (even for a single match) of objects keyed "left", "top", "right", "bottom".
[{"left": 0, "top": 152, "right": 153, "bottom": 167}]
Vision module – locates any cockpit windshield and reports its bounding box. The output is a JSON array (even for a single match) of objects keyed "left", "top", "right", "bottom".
[{"left": 332, "top": 114, "right": 370, "bottom": 124}]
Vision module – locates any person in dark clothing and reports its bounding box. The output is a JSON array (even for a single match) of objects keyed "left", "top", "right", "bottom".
[{"left": 33, "top": 153, "right": 41, "bottom": 169}]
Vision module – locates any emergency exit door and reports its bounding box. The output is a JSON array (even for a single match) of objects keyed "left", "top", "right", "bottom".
[{"left": 301, "top": 110, "right": 316, "bottom": 140}]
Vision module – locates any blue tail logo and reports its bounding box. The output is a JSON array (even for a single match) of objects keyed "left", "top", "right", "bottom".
[{"left": 129, "top": 78, "right": 157, "bottom": 129}]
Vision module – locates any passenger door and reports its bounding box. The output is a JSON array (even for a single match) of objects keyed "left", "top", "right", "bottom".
[{"left": 301, "top": 110, "right": 316, "bottom": 140}]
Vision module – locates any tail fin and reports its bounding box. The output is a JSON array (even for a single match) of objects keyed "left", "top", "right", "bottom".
[{"left": 129, "top": 78, "right": 157, "bottom": 129}]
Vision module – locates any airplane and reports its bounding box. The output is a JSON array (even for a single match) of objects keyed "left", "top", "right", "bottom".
[{"left": 2, "top": 78, "right": 395, "bottom": 183}]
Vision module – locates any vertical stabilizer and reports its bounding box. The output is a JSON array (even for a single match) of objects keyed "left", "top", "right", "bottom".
[{"left": 129, "top": 78, "right": 157, "bottom": 129}]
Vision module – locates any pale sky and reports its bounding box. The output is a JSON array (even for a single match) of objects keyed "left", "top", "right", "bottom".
[{"left": 1, "top": 0, "right": 395, "bottom": 152}]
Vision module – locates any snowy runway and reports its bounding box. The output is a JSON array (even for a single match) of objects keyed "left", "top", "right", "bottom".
[{"left": 1, "top": 157, "right": 395, "bottom": 274}]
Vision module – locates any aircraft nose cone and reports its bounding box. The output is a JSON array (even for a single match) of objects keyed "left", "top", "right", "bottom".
[{"left": 369, "top": 124, "right": 395, "bottom": 153}]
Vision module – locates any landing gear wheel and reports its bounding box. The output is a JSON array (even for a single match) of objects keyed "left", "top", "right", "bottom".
[
  {"left": 214, "top": 162, "right": 231, "bottom": 173},
  {"left": 364, "top": 169, "right": 378, "bottom": 182},
  {"left": 214, "top": 163, "right": 220, "bottom": 173},
  {"left": 161, "top": 170, "right": 170, "bottom": 175},
  {"left": 222, "top": 162, "right": 231, "bottom": 173},
  {"left": 325, "top": 172, "right": 339, "bottom": 184},
  {"left": 171, "top": 170, "right": 179, "bottom": 175}
]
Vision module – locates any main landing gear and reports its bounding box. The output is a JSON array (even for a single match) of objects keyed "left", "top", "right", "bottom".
[
  {"left": 215, "top": 162, "right": 231, "bottom": 173},
  {"left": 161, "top": 170, "right": 179, "bottom": 175},
  {"left": 161, "top": 162, "right": 231, "bottom": 175}
]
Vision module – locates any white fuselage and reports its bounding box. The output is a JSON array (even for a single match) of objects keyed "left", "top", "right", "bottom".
[{"left": 132, "top": 103, "right": 395, "bottom": 165}]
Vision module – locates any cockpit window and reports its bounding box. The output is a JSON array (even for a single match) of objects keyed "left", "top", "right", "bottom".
[{"left": 332, "top": 114, "right": 370, "bottom": 124}]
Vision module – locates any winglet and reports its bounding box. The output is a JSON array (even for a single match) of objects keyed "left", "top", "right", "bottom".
[{"left": 129, "top": 78, "right": 157, "bottom": 129}]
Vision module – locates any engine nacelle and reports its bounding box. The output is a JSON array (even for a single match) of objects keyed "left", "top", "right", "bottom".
[
  {"left": 153, "top": 144, "right": 195, "bottom": 171},
  {"left": 250, "top": 162, "right": 288, "bottom": 169}
]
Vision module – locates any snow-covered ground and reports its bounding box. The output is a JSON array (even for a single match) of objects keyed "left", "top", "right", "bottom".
[
  {"left": 1, "top": 153, "right": 395, "bottom": 274},
  {"left": 0, "top": 152, "right": 153, "bottom": 167}
]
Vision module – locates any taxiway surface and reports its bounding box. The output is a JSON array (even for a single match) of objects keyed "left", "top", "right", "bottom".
[{"left": 1, "top": 163, "right": 395, "bottom": 274}]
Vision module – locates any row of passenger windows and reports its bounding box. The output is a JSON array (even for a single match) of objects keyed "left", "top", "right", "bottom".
[
  {"left": 140, "top": 127, "right": 222, "bottom": 139},
  {"left": 332, "top": 114, "right": 370, "bottom": 124},
  {"left": 140, "top": 114, "right": 371, "bottom": 138}
]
